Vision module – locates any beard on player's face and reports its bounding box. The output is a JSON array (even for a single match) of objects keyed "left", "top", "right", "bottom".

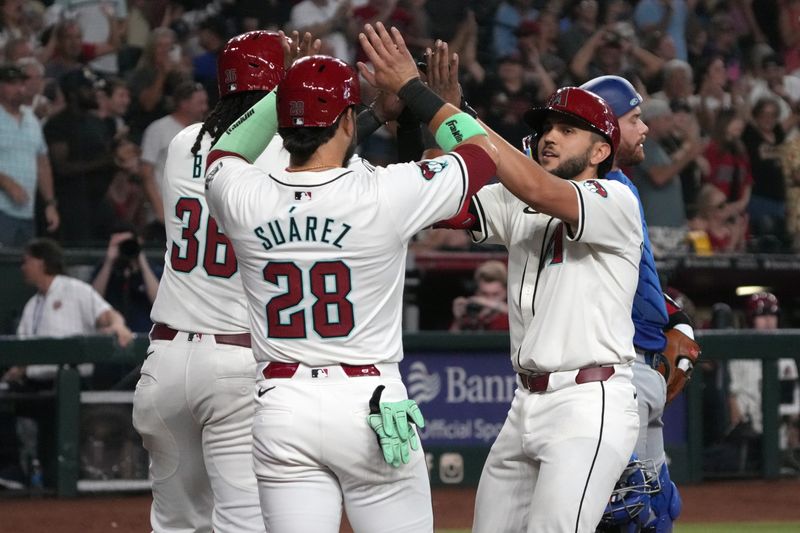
[
  {"left": 543, "top": 146, "right": 592, "bottom": 180},
  {"left": 616, "top": 140, "right": 645, "bottom": 167}
]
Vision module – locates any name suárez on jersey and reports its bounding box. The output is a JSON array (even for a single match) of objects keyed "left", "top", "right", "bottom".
[{"left": 253, "top": 214, "right": 352, "bottom": 250}]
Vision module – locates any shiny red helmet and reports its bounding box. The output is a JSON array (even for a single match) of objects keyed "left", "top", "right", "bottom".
[
  {"left": 746, "top": 292, "right": 779, "bottom": 321},
  {"left": 217, "top": 31, "right": 285, "bottom": 98},
  {"left": 524, "top": 87, "right": 620, "bottom": 177},
  {"left": 277, "top": 55, "right": 361, "bottom": 128}
]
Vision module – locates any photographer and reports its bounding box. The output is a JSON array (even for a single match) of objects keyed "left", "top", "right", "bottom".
[
  {"left": 450, "top": 260, "right": 509, "bottom": 332},
  {"left": 92, "top": 230, "right": 160, "bottom": 333}
]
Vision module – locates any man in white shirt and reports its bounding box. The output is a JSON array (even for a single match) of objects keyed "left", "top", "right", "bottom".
[
  {"left": 289, "top": 0, "right": 357, "bottom": 62},
  {"left": 140, "top": 81, "right": 208, "bottom": 223}
]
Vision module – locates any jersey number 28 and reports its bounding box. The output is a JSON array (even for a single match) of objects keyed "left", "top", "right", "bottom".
[
  {"left": 263, "top": 261, "right": 354, "bottom": 339},
  {"left": 171, "top": 197, "right": 237, "bottom": 277}
]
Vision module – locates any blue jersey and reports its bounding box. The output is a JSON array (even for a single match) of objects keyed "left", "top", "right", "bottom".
[{"left": 606, "top": 169, "right": 668, "bottom": 352}]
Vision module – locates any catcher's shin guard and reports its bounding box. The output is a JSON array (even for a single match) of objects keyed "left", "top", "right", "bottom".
[{"left": 643, "top": 463, "right": 682, "bottom": 533}]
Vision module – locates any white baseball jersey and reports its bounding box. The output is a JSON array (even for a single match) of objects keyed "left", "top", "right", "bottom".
[
  {"left": 205, "top": 153, "right": 470, "bottom": 366},
  {"left": 471, "top": 178, "right": 643, "bottom": 373},
  {"left": 150, "top": 126, "right": 373, "bottom": 334}
]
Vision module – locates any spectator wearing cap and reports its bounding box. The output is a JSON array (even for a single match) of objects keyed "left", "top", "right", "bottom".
[
  {"left": 749, "top": 54, "right": 800, "bottom": 132},
  {"left": 44, "top": 67, "right": 115, "bottom": 243},
  {"left": 478, "top": 52, "right": 539, "bottom": 145},
  {"left": 0, "top": 65, "right": 58, "bottom": 247},
  {"left": 140, "top": 81, "right": 207, "bottom": 225},
  {"left": 633, "top": 99, "right": 706, "bottom": 256},
  {"left": 493, "top": 0, "right": 538, "bottom": 59}
]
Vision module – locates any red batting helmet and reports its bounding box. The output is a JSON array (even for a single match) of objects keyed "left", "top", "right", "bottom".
[
  {"left": 746, "top": 292, "right": 779, "bottom": 322},
  {"left": 277, "top": 55, "right": 361, "bottom": 128},
  {"left": 524, "top": 87, "right": 620, "bottom": 177},
  {"left": 217, "top": 31, "right": 285, "bottom": 98}
]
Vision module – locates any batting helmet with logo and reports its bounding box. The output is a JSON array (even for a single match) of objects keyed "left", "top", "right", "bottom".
[
  {"left": 277, "top": 55, "right": 361, "bottom": 128},
  {"left": 217, "top": 31, "right": 285, "bottom": 98},
  {"left": 746, "top": 292, "right": 779, "bottom": 322},
  {"left": 524, "top": 87, "right": 620, "bottom": 178},
  {"left": 580, "top": 75, "right": 643, "bottom": 119}
]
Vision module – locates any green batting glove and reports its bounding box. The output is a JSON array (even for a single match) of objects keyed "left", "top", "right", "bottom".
[
  {"left": 367, "top": 385, "right": 426, "bottom": 468},
  {"left": 367, "top": 413, "right": 405, "bottom": 467}
]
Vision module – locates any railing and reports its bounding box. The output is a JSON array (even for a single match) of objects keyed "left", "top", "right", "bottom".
[{"left": 1, "top": 330, "right": 798, "bottom": 495}]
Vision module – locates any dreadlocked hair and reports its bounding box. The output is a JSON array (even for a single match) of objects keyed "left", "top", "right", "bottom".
[{"left": 191, "top": 91, "right": 270, "bottom": 155}]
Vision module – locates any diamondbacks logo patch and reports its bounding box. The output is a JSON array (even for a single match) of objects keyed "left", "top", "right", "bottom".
[
  {"left": 583, "top": 180, "right": 608, "bottom": 197},
  {"left": 416, "top": 160, "right": 448, "bottom": 180}
]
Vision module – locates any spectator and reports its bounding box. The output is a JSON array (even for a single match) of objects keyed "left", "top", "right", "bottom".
[
  {"left": 0, "top": 0, "right": 30, "bottom": 52},
  {"left": 398, "top": 0, "right": 434, "bottom": 59},
  {"left": 288, "top": 0, "right": 356, "bottom": 63},
  {"left": 514, "top": 20, "right": 556, "bottom": 98},
  {"left": 525, "top": 10, "right": 566, "bottom": 85},
  {"left": 15, "top": 57, "right": 56, "bottom": 122},
  {"left": 703, "top": 109, "right": 752, "bottom": 214},
  {"left": 633, "top": 0, "right": 689, "bottom": 61},
  {"left": 95, "top": 76, "right": 130, "bottom": 140},
  {"left": 125, "top": 27, "right": 188, "bottom": 144},
  {"left": 91, "top": 230, "right": 160, "bottom": 333},
  {"left": 192, "top": 18, "right": 226, "bottom": 106},
  {"left": 44, "top": 67, "right": 115, "bottom": 244},
  {"left": 4, "top": 35, "right": 33, "bottom": 62},
  {"left": 668, "top": 99, "right": 708, "bottom": 217},
  {"left": 688, "top": 183, "right": 748, "bottom": 253},
  {"left": 779, "top": 0, "right": 800, "bottom": 74},
  {"left": 690, "top": 54, "right": 739, "bottom": 132},
  {"left": 140, "top": 81, "right": 207, "bottom": 224},
  {"left": 480, "top": 53, "right": 539, "bottom": 144},
  {"left": 569, "top": 21, "right": 663, "bottom": 85},
  {"left": 42, "top": 19, "right": 119, "bottom": 82},
  {"left": 651, "top": 59, "right": 694, "bottom": 106},
  {"left": 0, "top": 65, "right": 58, "bottom": 248},
  {"left": 55, "top": 0, "right": 126, "bottom": 75},
  {"left": 450, "top": 260, "right": 509, "bottom": 332},
  {"left": 96, "top": 137, "right": 146, "bottom": 237},
  {"left": 748, "top": 54, "right": 800, "bottom": 133},
  {"left": 493, "top": 0, "right": 538, "bottom": 59},
  {"left": 743, "top": 97, "right": 789, "bottom": 250},
  {"left": 633, "top": 98, "right": 704, "bottom": 256},
  {"left": 557, "top": 0, "right": 599, "bottom": 64}
]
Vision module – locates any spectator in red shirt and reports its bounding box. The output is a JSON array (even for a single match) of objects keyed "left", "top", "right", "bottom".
[
  {"left": 352, "top": 0, "right": 415, "bottom": 64},
  {"left": 451, "top": 260, "right": 509, "bottom": 332},
  {"left": 703, "top": 109, "right": 752, "bottom": 215}
]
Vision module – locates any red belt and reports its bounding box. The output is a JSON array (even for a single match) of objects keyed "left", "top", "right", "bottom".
[
  {"left": 518, "top": 366, "right": 615, "bottom": 393},
  {"left": 150, "top": 324, "right": 251, "bottom": 348},
  {"left": 262, "top": 362, "right": 380, "bottom": 379}
]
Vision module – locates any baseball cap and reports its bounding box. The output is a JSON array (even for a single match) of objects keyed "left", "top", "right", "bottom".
[
  {"left": 59, "top": 67, "right": 103, "bottom": 95},
  {"left": 0, "top": 65, "right": 28, "bottom": 82}
]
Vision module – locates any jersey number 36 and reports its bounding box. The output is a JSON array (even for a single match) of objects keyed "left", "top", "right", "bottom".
[{"left": 171, "top": 197, "right": 237, "bottom": 278}]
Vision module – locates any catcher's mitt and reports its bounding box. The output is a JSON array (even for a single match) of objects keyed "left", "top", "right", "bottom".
[{"left": 657, "top": 328, "right": 701, "bottom": 403}]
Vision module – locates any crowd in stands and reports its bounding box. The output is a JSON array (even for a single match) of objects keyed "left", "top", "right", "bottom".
[{"left": 1, "top": 0, "right": 799, "bottom": 255}]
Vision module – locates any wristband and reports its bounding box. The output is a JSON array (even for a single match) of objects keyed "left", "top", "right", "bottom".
[
  {"left": 212, "top": 90, "right": 278, "bottom": 163},
  {"left": 434, "top": 112, "right": 487, "bottom": 152},
  {"left": 397, "top": 78, "right": 445, "bottom": 124},
  {"left": 356, "top": 106, "right": 384, "bottom": 140}
]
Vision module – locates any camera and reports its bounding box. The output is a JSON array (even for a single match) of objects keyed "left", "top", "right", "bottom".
[
  {"left": 118, "top": 238, "right": 141, "bottom": 260},
  {"left": 465, "top": 301, "right": 484, "bottom": 316}
]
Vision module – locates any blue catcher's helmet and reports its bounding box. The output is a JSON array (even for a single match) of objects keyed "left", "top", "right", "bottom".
[
  {"left": 599, "top": 455, "right": 661, "bottom": 532},
  {"left": 581, "top": 75, "right": 643, "bottom": 119}
]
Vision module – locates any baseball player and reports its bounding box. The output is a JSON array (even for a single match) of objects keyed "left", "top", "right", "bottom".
[
  {"left": 422, "top": 46, "right": 641, "bottom": 532},
  {"left": 582, "top": 76, "right": 698, "bottom": 532},
  {"left": 203, "top": 23, "right": 499, "bottom": 533},
  {"left": 131, "top": 31, "right": 288, "bottom": 533}
]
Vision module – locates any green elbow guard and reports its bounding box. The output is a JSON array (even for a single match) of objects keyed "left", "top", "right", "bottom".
[
  {"left": 212, "top": 90, "right": 278, "bottom": 163},
  {"left": 434, "top": 112, "right": 488, "bottom": 153}
]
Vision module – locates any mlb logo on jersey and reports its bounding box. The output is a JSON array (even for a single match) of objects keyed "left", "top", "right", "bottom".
[
  {"left": 295, "top": 191, "right": 313, "bottom": 201},
  {"left": 311, "top": 368, "right": 329, "bottom": 378}
]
